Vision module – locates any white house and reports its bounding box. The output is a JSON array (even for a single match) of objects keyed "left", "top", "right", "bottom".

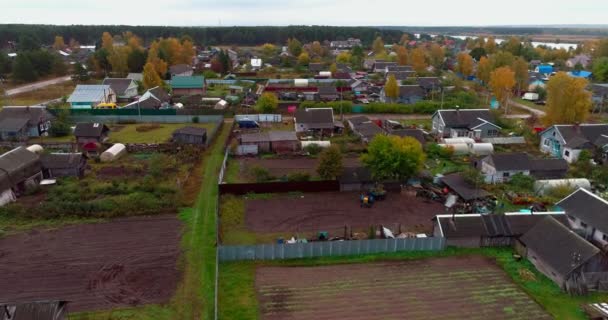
[
  {"left": 431, "top": 109, "right": 500, "bottom": 140},
  {"left": 539, "top": 124, "right": 608, "bottom": 163}
]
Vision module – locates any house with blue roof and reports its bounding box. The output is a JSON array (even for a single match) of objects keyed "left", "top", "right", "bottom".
[
  {"left": 67, "top": 85, "right": 116, "bottom": 109},
  {"left": 568, "top": 70, "right": 592, "bottom": 79}
]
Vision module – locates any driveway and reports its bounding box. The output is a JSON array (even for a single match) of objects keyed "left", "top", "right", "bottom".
[
  {"left": 508, "top": 99, "right": 546, "bottom": 117},
  {"left": 5, "top": 76, "right": 72, "bottom": 96}
]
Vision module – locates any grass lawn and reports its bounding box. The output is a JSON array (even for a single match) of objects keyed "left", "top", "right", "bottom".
[
  {"left": 425, "top": 157, "right": 469, "bottom": 175},
  {"left": 6, "top": 82, "right": 75, "bottom": 105},
  {"left": 218, "top": 247, "right": 608, "bottom": 320},
  {"left": 401, "top": 118, "right": 432, "bottom": 130},
  {"left": 513, "top": 98, "right": 547, "bottom": 112},
  {"left": 108, "top": 123, "right": 216, "bottom": 144},
  {"left": 28, "top": 135, "right": 75, "bottom": 143}
]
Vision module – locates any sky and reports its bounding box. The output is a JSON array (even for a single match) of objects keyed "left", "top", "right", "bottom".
[{"left": 1, "top": 0, "right": 608, "bottom": 26}]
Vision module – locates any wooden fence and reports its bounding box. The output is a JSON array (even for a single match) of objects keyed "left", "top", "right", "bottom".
[{"left": 218, "top": 180, "right": 339, "bottom": 195}]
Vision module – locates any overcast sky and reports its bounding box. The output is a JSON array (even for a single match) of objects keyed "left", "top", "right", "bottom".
[{"left": 1, "top": 0, "right": 607, "bottom": 26}]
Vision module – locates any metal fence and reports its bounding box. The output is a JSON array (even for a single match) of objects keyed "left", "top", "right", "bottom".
[
  {"left": 234, "top": 114, "right": 282, "bottom": 122},
  {"left": 218, "top": 237, "right": 446, "bottom": 262},
  {"left": 68, "top": 114, "right": 223, "bottom": 124}
]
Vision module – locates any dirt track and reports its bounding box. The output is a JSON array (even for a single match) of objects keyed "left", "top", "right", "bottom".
[
  {"left": 245, "top": 192, "right": 444, "bottom": 235},
  {"left": 256, "top": 256, "right": 551, "bottom": 320},
  {"left": 0, "top": 215, "right": 182, "bottom": 312}
]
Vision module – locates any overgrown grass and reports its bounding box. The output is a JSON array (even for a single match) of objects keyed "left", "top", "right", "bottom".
[
  {"left": 7, "top": 82, "right": 75, "bottom": 105},
  {"left": 108, "top": 123, "right": 216, "bottom": 144},
  {"left": 218, "top": 247, "right": 608, "bottom": 320}
]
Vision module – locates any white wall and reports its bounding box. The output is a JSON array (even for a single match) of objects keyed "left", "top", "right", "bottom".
[{"left": 562, "top": 147, "right": 582, "bottom": 163}]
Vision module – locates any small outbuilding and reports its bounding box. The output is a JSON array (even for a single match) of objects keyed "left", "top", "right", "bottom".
[
  {"left": 239, "top": 131, "right": 300, "bottom": 153},
  {"left": 172, "top": 126, "right": 208, "bottom": 146},
  {"left": 100, "top": 143, "right": 126, "bottom": 162},
  {"left": 40, "top": 153, "right": 87, "bottom": 178},
  {"left": 0, "top": 147, "right": 42, "bottom": 200}
]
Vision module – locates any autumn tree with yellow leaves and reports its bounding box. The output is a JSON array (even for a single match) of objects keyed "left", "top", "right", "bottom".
[
  {"left": 142, "top": 62, "right": 163, "bottom": 89},
  {"left": 396, "top": 46, "right": 408, "bottom": 66},
  {"left": 384, "top": 74, "right": 399, "bottom": 102},
  {"left": 476, "top": 56, "right": 492, "bottom": 84},
  {"left": 410, "top": 47, "right": 427, "bottom": 74},
  {"left": 456, "top": 52, "right": 474, "bottom": 77},
  {"left": 544, "top": 72, "right": 591, "bottom": 125},
  {"left": 489, "top": 66, "right": 516, "bottom": 113}
]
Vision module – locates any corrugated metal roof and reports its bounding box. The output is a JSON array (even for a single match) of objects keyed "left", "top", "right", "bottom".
[
  {"left": 67, "top": 85, "right": 112, "bottom": 103},
  {"left": 170, "top": 76, "right": 205, "bottom": 89}
]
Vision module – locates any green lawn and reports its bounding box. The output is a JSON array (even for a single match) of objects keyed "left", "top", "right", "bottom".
[
  {"left": 28, "top": 135, "right": 75, "bottom": 143},
  {"left": 108, "top": 123, "right": 216, "bottom": 144},
  {"left": 219, "top": 247, "right": 608, "bottom": 320}
]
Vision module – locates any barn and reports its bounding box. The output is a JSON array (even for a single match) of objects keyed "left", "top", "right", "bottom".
[
  {"left": 40, "top": 153, "right": 87, "bottom": 178},
  {"left": 0, "top": 147, "right": 42, "bottom": 202}
]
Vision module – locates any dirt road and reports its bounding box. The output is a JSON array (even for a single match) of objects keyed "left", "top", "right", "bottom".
[{"left": 5, "top": 76, "right": 72, "bottom": 96}]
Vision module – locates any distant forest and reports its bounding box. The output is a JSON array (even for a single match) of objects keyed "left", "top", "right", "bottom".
[
  {"left": 383, "top": 26, "right": 608, "bottom": 37},
  {"left": 0, "top": 25, "right": 406, "bottom": 46}
]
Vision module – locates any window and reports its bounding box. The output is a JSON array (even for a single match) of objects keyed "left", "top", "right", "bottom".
[
  {"left": 553, "top": 132, "right": 556, "bottom": 136},
  {"left": 544, "top": 139, "right": 551, "bottom": 146},
  {"left": 603, "top": 234, "right": 608, "bottom": 242},
  {"left": 565, "top": 150, "right": 570, "bottom": 157},
  {"left": 503, "top": 172, "right": 510, "bottom": 178},
  {"left": 487, "top": 129, "right": 499, "bottom": 137},
  {"left": 581, "top": 222, "right": 588, "bottom": 228}
]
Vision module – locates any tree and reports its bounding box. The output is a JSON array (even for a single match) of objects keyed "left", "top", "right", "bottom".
[
  {"left": 0, "top": 51, "right": 12, "bottom": 76},
  {"left": 384, "top": 74, "right": 399, "bottom": 102},
  {"left": 361, "top": 135, "right": 425, "bottom": 181},
  {"left": 53, "top": 36, "right": 65, "bottom": 50},
  {"left": 503, "top": 37, "right": 522, "bottom": 56},
  {"left": 456, "top": 52, "right": 474, "bottom": 77},
  {"left": 287, "top": 38, "right": 303, "bottom": 57},
  {"left": 147, "top": 41, "right": 168, "bottom": 78},
  {"left": 489, "top": 66, "right": 516, "bottom": 113},
  {"left": 254, "top": 92, "right": 278, "bottom": 113},
  {"left": 336, "top": 51, "right": 351, "bottom": 64},
  {"left": 485, "top": 37, "right": 497, "bottom": 54},
  {"left": 593, "top": 57, "right": 608, "bottom": 82},
  {"left": 101, "top": 32, "right": 113, "bottom": 51},
  {"left": 311, "top": 41, "right": 323, "bottom": 56},
  {"left": 261, "top": 43, "right": 277, "bottom": 58},
  {"left": 329, "top": 63, "right": 338, "bottom": 75},
  {"left": 410, "top": 47, "right": 427, "bottom": 74},
  {"left": 372, "top": 36, "right": 385, "bottom": 55},
  {"left": 476, "top": 56, "right": 492, "bottom": 84},
  {"left": 127, "top": 48, "right": 147, "bottom": 72},
  {"left": 142, "top": 62, "right": 162, "bottom": 89},
  {"left": 395, "top": 45, "right": 408, "bottom": 65},
  {"left": 297, "top": 52, "right": 310, "bottom": 66},
  {"left": 179, "top": 39, "right": 196, "bottom": 64},
  {"left": 544, "top": 72, "right": 591, "bottom": 125},
  {"left": 595, "top": 39, "right": 608, "bottom": 58},
  {"left": 469, "top": 47, "right": 486, "bottom": 61},
  {"left": 72, "top": 62, "right": 89, "bottom": 81},
  {"left": 490, "top": 51, "right": 515, "bottom": 70},
  {"left": 399, "top": 33, "right": 410, "bottom": 45},
  {"left": 316, "top": 145, "right": 344, "bottom": 180},
  {"left": 17, "top": 34, "right": 40, "bottom": 51},
  {"left": 12, "top": 54, "right": 37, "bottom": 82},
  {"left": 512, "top": 57, "right": 529, "bottom": 94},
  {"left": 108, "top": 46, "right": 130, "bottom": 75},
  {"left": 429, "top": 44, "right": 445, "bottom": 69}
]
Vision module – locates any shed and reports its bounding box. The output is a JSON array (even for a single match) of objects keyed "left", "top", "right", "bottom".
[
  {"left": 441, "top": 173, "right": 490, "bottom": 201},
  {"left": 170, "top": 76, "right": 206, "bottom": 96},
  {"left": 100, "top": 143, "right": 126, "bottom": 162},
  {"left": 0, "top": 106, "right": 55, "bottom": 140},
  {"left": 172, "top": 126, "right": 208, "bottom": 145},
  {"left": 0, "top": 147, "right": 42, "bottom": 197},
  {"left": 40, "top": 153, "right": 87, "bottom": 178},
  {"left": 239, "top": 131, "right": 299, "bottom": 153},
  {"left": 74, "top": 122, "right": 110, "bottom": 144}
]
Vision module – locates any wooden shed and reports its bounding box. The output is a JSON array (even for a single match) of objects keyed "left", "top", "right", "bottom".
[
  {"left": 172, "top": 126, "right": 208, "bottom": 146},
  {"left": 239, "top": 131, "right": 300, "bottom": 154}
]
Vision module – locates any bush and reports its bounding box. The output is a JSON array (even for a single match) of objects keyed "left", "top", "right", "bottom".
[
  {"left": 49, "top": 120, "right": 71, "bottom": 137},
  {"left": 192, "top": 116, "right": 200, "bottom": 123},
  {"left": 287, "top": 172, "right": 311, "bottom": 182},
  {"left": 507, "top": 173, "right": 535, "bottom": 193},
  {"left": 304, "top": 143, "right": 322, "bottom": 156},
  {"left": 426, "top": 143, "right": 453, "bottom": 159},
  {"left": 249, "top": 166, "right": 272, "bottom": 182}
]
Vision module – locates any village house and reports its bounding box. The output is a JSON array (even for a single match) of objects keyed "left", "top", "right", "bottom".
[
  {"left": 558, "top": 188, "right": 608, "bottom": 249},
  {"left": 74, "top": 122, "right": 110, "bottom": 155},
  {"left": 567, "top": 54, "right": 592, "bottom": 69},
  {"left": 309, "top": 63, "right": 324, "bottom": 73},
  {"left": 169, "top": 64, "right": 194, "bottom": 77},
  {"left": 477, "top": 153, "right": 568, "bottom": 183},
  {"left": 372, "top": 61, "right": 397, "bottom": 73},
  {"left": 350, "top": 80, "right": 369, "bottom": 94},
  {"left": 415, "top": 77, "right": 442, "bottom": 93},
  {"left": 329, "top": 38, "right": 361, "bottom": 49},
  {"left": 519, "top": 216, "right": 608, "bottom": 294},
  {"left": 539, "top": 124, "right": 608, "bottom": 163},
  {"left": 67, "top": 85, "right": 116, "bottom": 109},
  {"left": 317, "top": 86, "right": 340, "bottom": 101},
  {"left": 431, "top": 109, "right": 500, "bottom": 139},
  {"left": 101, "top": 78, "right": 138, "bottom": 101},
  {"left": 0, "top": 147, "right": 42, "bottom": 205},
  {"left": 124, "top": 86, "right": 171, "bottom": 110},
  {"left": 238, "top": 131, "right": 300, "bottom": 154},
  {"left": 387, "top": 65, "right": 413, "bottom": 72},
  {"left": 170, "top": 76, "right": 206, "bottom": 96},
  {"left": 433, "top": 212, "right": 567, "bottom": 248},
  {"left": 385, "top": 71, "right": 417, "bottom": 81},
  {"left": 40, "top": 153, "right": 87, "bottom": 178},
  {"left": 172, "top": 126, "right": 207, "bottom": 146},
  {"left": 380, "top": 85, "right": 425, "bottom": 104},
  {"left": 0, "top": 106, "right": 54, "bottom": 141},
  {"left": 348, "top": 117, "right": 384, "bottom": 143},
  {"left": 294, "top": 108, "right": 335, "bottom": 134}
]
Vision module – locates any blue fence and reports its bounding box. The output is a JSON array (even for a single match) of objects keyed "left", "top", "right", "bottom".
[{"left": 218, "top": 237, "right": 446, "bottom": 262}]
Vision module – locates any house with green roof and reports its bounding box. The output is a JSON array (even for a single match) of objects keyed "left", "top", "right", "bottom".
[{"left": 170, "top": 76, "right": 206, "bottom": 96}]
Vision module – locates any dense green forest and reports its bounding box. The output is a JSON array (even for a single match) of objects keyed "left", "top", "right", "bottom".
[{"left": 0, "top": 25, "right": 405, "bottom": 46}]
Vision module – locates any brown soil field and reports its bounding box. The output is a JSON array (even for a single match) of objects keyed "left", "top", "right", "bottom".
[
  {"left": 0, "top": 215, "right": 182, "bottom": 312},
  {"left": 245, "top": 192, "right": 444, "bottom": 236},
  {"left": 239, "top": 157, "right": 361, "bottom": 177},
  {"left": 256, "top": 256, "right": 551, "bottom": 320}
]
